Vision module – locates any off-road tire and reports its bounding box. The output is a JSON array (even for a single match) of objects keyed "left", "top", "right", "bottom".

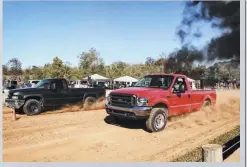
[
  {"left": 146, "top": 108, "right": 168, "bottom": 133},
  {"left": 23, "top": 99, "right": 42, "bottom": 116},
  {"left": 84, "top": 97, "right": 96, "bottom": 106}
]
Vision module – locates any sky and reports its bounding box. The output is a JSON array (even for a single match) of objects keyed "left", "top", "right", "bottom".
[{"left": 3, "top": 1, "right": 223, "bottom": 68}]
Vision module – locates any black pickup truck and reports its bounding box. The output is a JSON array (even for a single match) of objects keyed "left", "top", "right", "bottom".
[{"left": 5, "top": 78, "right": 106, "bottom": 116}]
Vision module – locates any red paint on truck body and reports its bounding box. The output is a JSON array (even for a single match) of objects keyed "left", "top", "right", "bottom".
[{"left": 108, "top": 74, "right": 216, "bottom": 117}]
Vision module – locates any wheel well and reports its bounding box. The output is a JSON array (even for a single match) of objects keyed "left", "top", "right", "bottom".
[
  {"left": 25, "top": 96, "right": 41, "bottom": 102},
  {"left": 153, "top": 103, "right": 168, "bottom": 109},
  {"left": 205, "top": 98, "right": 211, "bottom": 104},
  {"left": 83, "top": 95, "right": 96, "bottom": 101}
]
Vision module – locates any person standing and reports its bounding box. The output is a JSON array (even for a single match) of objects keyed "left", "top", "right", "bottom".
[{"left": 87, "top": 76, "right": 92, "bottom": 88}]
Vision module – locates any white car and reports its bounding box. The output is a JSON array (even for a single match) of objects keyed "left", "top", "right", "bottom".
[{"left": 28, "top": 80, "right": 41, "bottom": 87}]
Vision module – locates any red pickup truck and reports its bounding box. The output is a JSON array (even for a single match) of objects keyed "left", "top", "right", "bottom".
[{"left": 105, "top": 74, "right": 216, "bottom": 132}]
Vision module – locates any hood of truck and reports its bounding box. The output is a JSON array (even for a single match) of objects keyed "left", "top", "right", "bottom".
[
  {"left": 110, "top": 87, "right": 168, "bottom": 97},
  {"left": 8, "top": 88, "right": 42, "bottom": 95}
]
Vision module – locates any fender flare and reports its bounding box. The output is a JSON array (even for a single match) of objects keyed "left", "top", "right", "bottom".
[
  {"left": 24, "top": 95, "right": 44, "bottom": 105},
  {"left": 203, "top": 95, "right": 212, "bottom": 103},
  {"left": 202, "top": 95, "right": 212, "bottom": 107},
  {"left": 151, "top": 99, "right": 170, "bottom": 110},
  {"left": 83, "top": 93, "right": 97, "bottom": 103}
]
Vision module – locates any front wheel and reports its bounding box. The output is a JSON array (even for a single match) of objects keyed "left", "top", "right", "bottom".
[
  {"left": 202, "top": 100, "right": 211, "bottom": 108},
  {"left": 146, "top": 108, "right": 168, "bottom": 132},
  {"left": 23, "top": 99, "right": 42, "bottom": 116}
]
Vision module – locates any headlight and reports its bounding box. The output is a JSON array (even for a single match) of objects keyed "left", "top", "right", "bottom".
[
  {"left": 106, "top": 95, "right": 111, "bottom": 103},
  {"left": 12, "top": 96, "right": 19, "bottom": 100},
  {"left": 137, "top": 97, "right": 148, "bottom": 106},
  {"left": 12, "top": 92, "right": 22, "bottom": 100}
]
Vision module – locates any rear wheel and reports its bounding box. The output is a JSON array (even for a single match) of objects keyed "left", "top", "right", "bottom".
[
  {"left": 146, "top": 108, "right": 168, "bottom": 132},
  {"left": 84, "top": 97, "right": 96, "bottom": 106},
  {"left": 23, "top": 99, "right": 42, "bottom": 116},
  {"left": 202, "top": 100, "right": 211, "bottom": 108}
]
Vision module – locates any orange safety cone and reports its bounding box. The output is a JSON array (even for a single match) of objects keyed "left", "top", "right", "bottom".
[{"left": 12, "top": 109, "right": 16, "bottom": 121}]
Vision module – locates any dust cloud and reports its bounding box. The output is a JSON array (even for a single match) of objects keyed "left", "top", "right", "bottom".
[
  {"left": 167, "top": 90, "right": 240, "bottom": 129},
  {"left": 43, "top": 97, "right": 106, "bottom": 115},
  {"left": 41, "top": 90, "right": 240, "bottom": 129}
]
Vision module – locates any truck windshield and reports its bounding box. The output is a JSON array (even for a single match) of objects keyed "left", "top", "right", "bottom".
[
  {"left": 35, "top": 80, "right": 50, "bottom": 89},
  {"left": 134, "top": 75, "right": 174, "bottom": 89},
  {"left": 32, "top": 81, "right": 40, "bottom": 84}
]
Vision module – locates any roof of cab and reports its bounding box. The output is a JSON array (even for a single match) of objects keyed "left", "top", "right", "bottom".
[
  {"left": 146, "top": 73, "right": 186, "bottom": 77},
  {"left": 42, "top": 78, "right": 66, "bottom": 81}
]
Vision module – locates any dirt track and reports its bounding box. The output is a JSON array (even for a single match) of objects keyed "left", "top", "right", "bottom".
[{"left": 3, "top": 90, "right": 240, "bottom": 162}]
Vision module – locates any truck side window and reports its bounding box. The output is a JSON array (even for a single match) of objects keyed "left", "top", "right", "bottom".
[
  {"left": 183, "top": 78, "right": 188, "bottom": 90},
  {"left": 50, "top": 82, "right": 56, "bottom": 90},
  {"left": 56, "top": 81, "right": 64, "bottom": 90},
  {"left": 62, "top": 80, "right": 68, "bottom": 89},
  {"left": 173, "top": 77, "right": 188, "bottom": 93}
]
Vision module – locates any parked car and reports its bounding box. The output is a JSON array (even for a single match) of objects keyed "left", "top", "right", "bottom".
[
  {"left": 28, "top": 80, "right": 41, "bottom": 87},
  {"left": 5, "top": 78, "right": 106, "bottom": 116},
  {"left": 105, "top": 74, "right": 216, "bottom": 132},
  {"left": 5, "top": 80, "right": 18, "bottom": 89}
]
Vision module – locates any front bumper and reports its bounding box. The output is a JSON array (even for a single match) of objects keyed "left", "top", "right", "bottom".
[
  {"left": 5, "top": 99, "right": 25, "bottom": 109},
  {"left": 105, "top": 102, "right": 152, "bottom": 119}
]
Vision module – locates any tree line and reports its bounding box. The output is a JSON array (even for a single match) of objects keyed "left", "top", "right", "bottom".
[{"left": 2, "top": 46, "right": 240, "bottom": 83}]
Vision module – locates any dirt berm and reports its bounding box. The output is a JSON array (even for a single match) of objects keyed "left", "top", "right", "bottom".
[{"left": 2, "top": 90, "right": 240, "bottom": 162}]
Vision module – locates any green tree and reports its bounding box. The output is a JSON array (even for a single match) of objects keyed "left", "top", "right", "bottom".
[
  {"left": 22, "top": 67, "right": 32, "bottom": 81},
  {"left": 2, "top": 65, "right": 8, "bottom": 75},
  {"left": 111, "top": 61, "right": 128, "bottom": 78},
  {"left": 78, "top": 48, "right": 105, "bottom": 77},
  {"left": 7, "top": 58, "right": 23, "bottom": 76},
  {"left": 63, "top": 62, "right": 72, "bottom": 80},
  {"left": 50, "top": 57, "right": 64, "bottom": 78}
]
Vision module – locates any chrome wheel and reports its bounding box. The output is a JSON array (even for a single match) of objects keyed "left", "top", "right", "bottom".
[
  {"left": 29, "top": 103, "right": 39, "bottom": 113},
  {"left": 154, "top": 113, "right": 165, "bottom": 130}
]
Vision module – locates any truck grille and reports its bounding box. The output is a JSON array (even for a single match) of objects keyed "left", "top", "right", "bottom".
[
  {"left": 110, "top": 93, "right": 136, "bottom": 107},
  {"left": 8, "top": 92, "right": 13, "bottom": 99}
]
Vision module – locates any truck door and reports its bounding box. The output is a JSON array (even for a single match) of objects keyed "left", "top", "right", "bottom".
[
  {"left": 42, "top": 81, "right": 64, "bottom": 106},
  {"left": 50, "top": 80, "right": 67, "bottom": 105},
  {"left": 170, "top": 77, "right": 191, "bottom": 116},
  {"left": 60, "top": 79, "right": 81, "bottom": 104}
]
